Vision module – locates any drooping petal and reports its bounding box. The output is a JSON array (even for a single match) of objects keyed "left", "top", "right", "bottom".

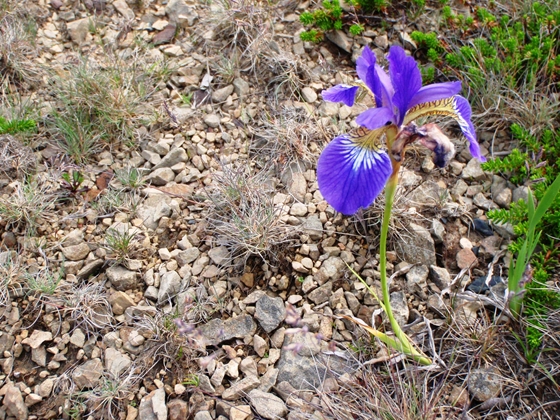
[
  {"left": 356, "top": 107, "right": 395, "bottom": 130},
  {"left": 375, "top": 64, "right": 394, "bottom": 105},
  {"left": 317, "top": 134, "right": 392, "bottom": 215},
  {"left": 387, "top": 45, "right": 422, "bottom": 124},
  {"left": 403, "top": 95, "right": 486, "bottom": 162},
  {"left": 365, "top": 65, "right": 383, "bottom": 107},
  {"left": 322, "top": 84, "right": 359, "bottom": 107},
  {"left": 408, "top": 81, "right": 462, "bottom": 110}
]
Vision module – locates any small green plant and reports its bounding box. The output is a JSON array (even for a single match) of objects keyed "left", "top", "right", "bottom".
[
  {"left": 179, "top": 92, "right": 193, "bottom": 107},
  {"left": 25, "top": 268, "right": 62, "bottom": 295},
  {"left": 115, "top": 167, "right": 145, "bottom": 190},
  {"left": 104, "top": 225, "right": 139, "bottom": 263},
  {"left": 182, "top": 374, "right": 200, "bottom": 387},
  {"left": 60, "top": 170, "right": 86, "bottom": 196},
  {"left": 0, "top": 116, "right": 36, "bottom": 135}
]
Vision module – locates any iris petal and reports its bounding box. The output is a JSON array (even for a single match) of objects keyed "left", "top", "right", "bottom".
[
  {"left": 403, "top": 95, "right": 486, "bottom": 162},
  {"left": 356, "top": 107, "right": 395, "bottom": 130},
  {"left": 322, "top": 84, "right": 359, "bottom": 107},
  {"left": 317, "top": 135, "right": 392, "bottom": 215},
  {"left": 356, "top": 46, "right": 377, "bottom": 85},
  {"left": 408, "top": 81, "right": 462, "bottom": 110},
  {"left": 388, "top": 46, "right": 422, "bottom": 124}
]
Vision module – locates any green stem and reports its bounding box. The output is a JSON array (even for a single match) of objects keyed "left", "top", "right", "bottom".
[{"left": 380, "top": 172, "right": 432, "bottom": 365}]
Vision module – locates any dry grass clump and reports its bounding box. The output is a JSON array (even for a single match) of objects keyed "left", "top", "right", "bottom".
[
  {"left": 0, "top": 176, "right": 56, "bottom": 235},
  {"left": 0, "top": 134, "right": 37, "bottom": 179},
  {"left": 206, "top": 163, "right": 295, "bottom": 265},
  {"left": 250, "top": 105, "right": 322, "bottom": 169},
  {"left": 46, "top": 49, "right": 168, "bottom": 162},
  {"left": 0, "top": 1, "right": 41, "bottom": 87},
  {"left": 0, "top": 250, "right": 22, "bottom": 307}
]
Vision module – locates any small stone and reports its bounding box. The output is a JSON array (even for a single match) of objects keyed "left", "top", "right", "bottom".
[
  {"left": 406, "top": 265, "right": 429, "bottom": 291},
  {"left": 147, "top": 167, "right": 175, "bottom": 186},
  {"left": 308, "top": 281, "right": 333, "bottom": 305},
  {"left": 290, "top": 202, "right": 308, "bottom": 216},
  {"left": 459, "top": 238, "right": 473, "bottom": 249},
  {"left": 70, "top": 328, "right": 86, "bottom": 348},
  {"left": 199, "top": 315, "right": 257, "bottom": 346},
  {"left": 230, "top": 405, "right": 251, "bottom": 420},
  {"left": 113, "top": 0, "right": 135, "bottom": 19},
  {"left": 288, "top": 172, "right": 307, "bottom": 202},
  {"left": 208, "top": 246, "right": 230, "bottom": 265},
  {"left": 152, "top": 148, "right": 188, "bottom": 170},
  {"left": 22, "top": 330, "right": 53, "bottom": 349},
  {"left": 253, "top": 335, "right": 268, "bottom": 357},
  {"left": 32, "top": 346, "right": 47, "bottom": 367},
  {"left": 431, "top": 219, "right": 445, "bottom": 244},
  {"left": 38, "top": 378, "right": 55, "bottom": 397},
  {"left": 468, "top": 368, "right": 503, "bottom": 402},
  {"left": 430, "top": 266, "right": 451, "bottom": 290},
  {"left": 106, "top": 265, "right": 137, "bottom": 291},
  {"left": 66, "top": 17, "right": 90, "bottom": 44},
  {"left": 389, "top": 291, "right": 409, "bottom": 325},
  {"left": 301, "top": 87, "right": 317, "bottom": 103},
  {"left": 456, "top": 248, "right": 478, "bottom": 269},
  {"left": 203, "top": 114, "right": 220, "bottom": 128},
  {"left": 325, "top": 29, "right": 352, "bottom": 52},
  {"left": 109, "top": 291, "right": 136, "bottom": 315},
  {"left": 494, "top": 187, "right": 512, "bottom": 208},
  {"left": 255, "top": 295, "right": 286, "bottom": 333},
  {"left": 248, "top": 389, "right": 288, "bottom": 419},
  {"left": 222, "top": 376, "right": 261, "bottom": 400},
  {"left": 61, "top": 242, "right": 90, "bottom": 261},
  {"left": 473, "top": 192, "right": 498, "bottom": 210},
  {"left": 158, "top": 271, "right": 181, "bottom": 303},
  {"left": 212, "top": 85, "right": 234, "bottom": 102},
  {"left": 105, "top": 347, "right": 131, "bottom": 377},
  {"left": 176, "top": 248, "right": 200, "bottom": 266},
  {"left": 167, "top": 399, "right": 189, "bottom": 420},
  {"left": 3, "top": 382, "right": 28, "bottom": 419},
  {"left": 138, "top": 388, "right": 167, "bottom": 420},
  {"left": 233, "top": 78, "right": 250, "bottom": 97},
  {"left": 72, "top": 358, "right": 103, "bottom": 389},
  {"left": 462, "top": 159, "right": 486, "bottom": 181},
  {"left": 396, "top": 223, "right": 436, "bottom": 266}
]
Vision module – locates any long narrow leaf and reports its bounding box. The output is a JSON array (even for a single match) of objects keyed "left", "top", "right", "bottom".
[{"left": 529, "top": 172, "right": 560, "bottom": 232}]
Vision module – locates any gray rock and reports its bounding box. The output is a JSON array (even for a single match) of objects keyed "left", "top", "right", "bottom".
[
  {"left": 109, "top": 291, "right": 135, "bottom": 315},
  {"left": 62, "top": 229, "right": 84, "bottom": 246},
  {"left": 315, "top": 256, "right": 344, "bottom": 284},
  {"left": 374, "top": 34, "right": 389, "bottom": 49},
  {"left": 233, "top": 77, "right": 250, "bottom": 97},
  {"left": 208, "top": 246, "right": 230, "bottom": 265},
  {"left": 473, "top": 193, "right": 498, "bottom": 210},
  {"left": 255, "top": 295, "right": 286, "bottom": 333},
  {"left": 212, "top": 85, "right": 234, "bottom": 102},
  {"left": 222, "top": 375, "right": 261, "bottom": 400},
  {"left": 258, "top": 368, "right": 279, "bottom": 393},
  {"left": 396, "top": 223, "right": 436, "bottom": 266},
  {"left": 302, "top": 215, "right": 323, "bottom": 241},
  {"left": 491, "top": 221, "right": 515, "bottom": 239},
  {"left": 67, "top": 17, "right": 90, "bottom": 44},
  {"left": 462, "top": 159, "right": 486, "bottom": 181},
  {"left": 467, "top": 368, "right": 503, "bottom": 402},
  {"left": 277, "top": 331, "right": 355, "bottom": 389},
  {"left": 512, "top": 185, "right": 530, "bottom": 203},
  {"left": 106, "top": 265, "right": 137, "bottom": 291},
  {"left": 248, "top": 389, "right": 288, "bottom": 419},
  {"left": 38, "top": 378, "right": 55, "bottom": 398},
  {"left": 31, "top": 346, "right": 47, "bottom": 367},
  {"left": 176, "top": 248, "right": 200, "bottom": 266},
  {"left": 165, "top": 0, "right": 198, "bottom": 27},
  {"left": 105, "top": 347, "right": 131, "bottom": 377},
  {"left": 0, "top": 333, "right": 15, "bottom": 354},
  {"left": 301, "top": 87, "right": 317, "bottom": 103},
  {"left": 157, "top": 271, "right": 181, "bottom": 303},
  {"left": 389, "top": 291, "right": 409, "bottom": 325},
  {"left": 77, "top": 259, "right": 104, "bottom": 279},
  {"left": 494, "top": 187, "right": 512, "bottom": 208},
  {"left": 408, "top": 181, "right": 446, "bottom": 207},
  {"left": 61, "top": 242, "right": 90, "bottom": 261},
  {"left": 199, "top": 315, "right": 257, "bottom": 346},
  {"left": 72, "top": 358, "right": 103, "bottom": 389},
  {"left": 430, "top": 265, "right": 451, "bottom": 290},
  {"left": 406, "top": 265, "right": 429, "bottom": 291},
  {"left": 144, "top": 286, "right": 159, "bottom": 301},
  {"left": 325, "top": 29, "right": 352, "bottom": 52},
  {"left": 203, "top": 114, "right": 220, "bottom": 128},
  {"left": 139, "top": 388, "right": 167, "bottom": 420},
  {"left": 113, "top": 0, "right": 134, "bottom": 19},
  {"left": 152, "top": 148, "right": 188, "bottom": 170},
  {"left": 427, "top": 294, "right": 447, "bottom": 316},
  {"left": 147, "top": 168, "right": 175, "bottom": 186},
  {"left": 431, "top": 219, "right": 445, "bottom": 244},
  {"left": 308, "top": 281, "right": 333, "bottom": 305},
  {"left": 3, "top": 382, "right": 28, "bottom": 420},
  {"left": 193, "top": 412, "right": 213, "bottom": 420}
]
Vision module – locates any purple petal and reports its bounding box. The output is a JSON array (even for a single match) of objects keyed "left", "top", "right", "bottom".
[
  {"left": 375, "top": 64, "right": 394, "bottom": 105},
  {"left": 356, "top": 107, "right": 395, "bottom": 129},
  {"left": 317, "top": 135, "right": 392, "bottom": 215},
  {"left": 356, "top": 46, "right": 377, "bottom": 85},
  {"left": 322, "top": 84, "right": 359, "bottom": 107},
  {"left": 365, "top": 65, "right": 383, "bottom": 107},
  {"left": 388, "top": 45, "right": 422, "bottom": 124},
  {"left": 408, "top": 81, "right": 462, "bottom": 109},
  {"left": 453, "top": 96, "right": 486, "bottom": 161}
]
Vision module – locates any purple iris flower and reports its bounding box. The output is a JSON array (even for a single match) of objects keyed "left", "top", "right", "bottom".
[{"left": 318, "top": 45, "right": 485, "bottom": 215}]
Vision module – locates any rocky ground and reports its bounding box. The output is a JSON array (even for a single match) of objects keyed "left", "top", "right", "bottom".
[{"left": 0, "top": 0, "right": 559, "bottom": 419}]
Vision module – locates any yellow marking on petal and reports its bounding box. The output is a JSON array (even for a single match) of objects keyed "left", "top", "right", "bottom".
[
  {"left": 403, "top": 97, "right": 457, "bottom": 126},
  {"left": 349, "top": 126, "right": 392, "bottom": 150}
]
